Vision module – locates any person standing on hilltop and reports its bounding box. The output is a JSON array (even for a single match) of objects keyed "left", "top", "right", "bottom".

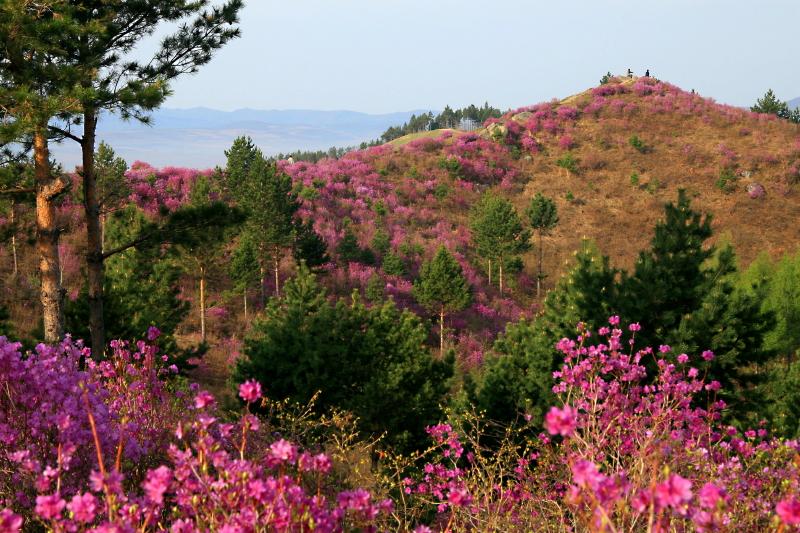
[
  {"left": 627, "top": 68, "right": 633, "bottom": 78},
  {"left": 645, "top": 69, "right": 650, "bottom": 77}
]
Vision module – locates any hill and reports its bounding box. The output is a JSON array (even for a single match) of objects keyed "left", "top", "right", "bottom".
[
  {"left": 284, "top": 75, "right": 800, "bottom": 275},
  {"left": 4, "top": 76, "right": 800, "bottom": 369}
]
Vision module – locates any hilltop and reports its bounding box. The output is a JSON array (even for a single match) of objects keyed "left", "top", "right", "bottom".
[{"left": 285, "top": 75, "right": 800, "bottom": 275}]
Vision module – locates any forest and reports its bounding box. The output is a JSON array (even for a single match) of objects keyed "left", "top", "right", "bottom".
[{"left": 3, "top": 1, "right": 800, "bottom": 532}]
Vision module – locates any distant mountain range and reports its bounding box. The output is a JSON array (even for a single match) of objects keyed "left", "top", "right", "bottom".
[
  {"left": 789, "top": 97, "right": 800, "bottom": 110},
  {"left": 49, "top": 108, "right": 430, "bottom": 169}
]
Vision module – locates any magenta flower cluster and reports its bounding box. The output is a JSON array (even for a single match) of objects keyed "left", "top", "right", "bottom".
[{"left": 0, "top": 335, "right": 392, "bottom": 531}]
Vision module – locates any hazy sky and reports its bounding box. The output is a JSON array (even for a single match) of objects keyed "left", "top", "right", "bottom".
[{"left": 158, "top": 0, "right": 799, "bottom": 113}]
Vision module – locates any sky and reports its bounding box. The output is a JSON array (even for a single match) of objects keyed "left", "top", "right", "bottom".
[{"left": 154, "top": 0, "right": 800, "bottom": 113}]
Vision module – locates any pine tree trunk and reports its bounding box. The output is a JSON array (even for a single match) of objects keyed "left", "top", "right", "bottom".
[
  {"left": 488, "top": 258, "right": 492, "bottom": 286},
  {"left": 259, "top": 265, "right": 266, "bottom": 308},
  {"left": 34, "top": 128, "right": 64, "bottom": 343},
  {"left": 243, "top": 289, "right": 248, "bottom": 321},
  {"left": 273, "top": 245, "right": 280, "bottom": 297},
  {"left": 439, "top": 306, "right": 445, "bottom": 357},
  {"left": 537, "top": 230, "right": 543, "bottom": 298},
  {"left": 499, "top": 260, "right": 504, "bottom": 295},
  {"left": 82, "top": 110, "right": 106, "bottom": 358},
  {"left": 199, "top": 265, "right": 206, "bottom": 342},
  {"left": 10, "top": 201, "right": 17, "bottom": 276}
]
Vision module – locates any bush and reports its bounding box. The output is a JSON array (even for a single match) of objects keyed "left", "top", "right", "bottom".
[
  {"left": 629, "top": 134, "right": 650, "bottom": 153},
  {"left": 556, "top": 152, "right": 579, "bottom": 174},
  {"left": 716, "top": 167, "right": 739, "bottom": 193}
]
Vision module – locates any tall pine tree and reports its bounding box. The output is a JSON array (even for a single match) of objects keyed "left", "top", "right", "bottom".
[
  {"left": 470, "top": 193, "right": 531, "bottom": 294},
  {"left": 413, "top": 246, "right": 472, "bottom": 355}
]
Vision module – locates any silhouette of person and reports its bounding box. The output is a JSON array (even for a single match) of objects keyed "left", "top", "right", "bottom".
[
  {"left": 627, "top": 68, "right": 633, "bottom": 78},
  {"left": 645, "top": 69, "right": 650, "bottom": 77}
]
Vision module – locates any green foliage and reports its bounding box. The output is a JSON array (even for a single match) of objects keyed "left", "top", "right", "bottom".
[
  {"left": 293, "top": 220, "right": 329, "bottom": 268},
  {"left": 470, "top": 193, "right": 531, "bottom": 287},
  {"left": 433, "top": 183, "right": 450, "bottom": 200},
  {"left": 370, "top": 229, "right": 391, "bottom": 257},
  {"left": 526, "top": 193, "right": 559, "bottom": 233},
  {"left": 230, "top": 232, "right": 261, "bottom": 294},
  {"left": 621, "top": 190, "right": 714, "bottom": 347},
  {"left": 673, "top": 246, "right": 773, "bottom": 419},
  {"left": 382, "top": 252, "right": 406, "bottom": 277},
  {"left": 365, "top": 273, "right": 385, "bottom": 303},
  {"left": 379, "top": 103, "right": 502, "bottom": 142},
  {"left": 476, "top": 193, "right": 775, "bottom": 428},
  {"left": 438, "top": 156, "right": 462, "bottom": 179},
  {"left": 556, "top": 152, "right": 579, "bottom": 174},
  {"left": 715, "top": 167, "right": 739, "bottom": 193},
  {"left": 600, "top": 72, "right": 613, "bottom": 85},
  {"left": 66, "top": 206, "right": 191, "bottom": 363},
  {"left": 0, "top": 305, "right": 11, "bottom": 337},
  {"left": 413, "top": 247, "right": 472, "bottom": 317},
  {"left": 475, "top": 243, "right": 619, "bottom": 426},
  {"left": 751, "top": 89, "right": 800, "bottom": 123},
  {"left": 629, "top": 135, "right": 649, "bottom": 154},
  {"left": 238, "top": 156, "right": 298, "bottom": 253},
  {"left": 94, "top": 142, "right": 129, "bottom": 213},
  {"left": 225, "top": 136, "right": 262, "bottom": 200},
  {"left": 763, "top": 363, "right": 800, "bottom": 438},
  {"left": 336, "top": 230, "right": 375, "bottom": 265},
  {"left": 298, "top": 186, "right": 319, "bottom": 201},
  {"left": 373, "top": 200, "right": 388, "bottom": 218},
  {"left": 235, "top": 267, "right": 453, "bottom": 452},
  {"left": 630, "top": 172, "right": 640, "bottom": 186}
]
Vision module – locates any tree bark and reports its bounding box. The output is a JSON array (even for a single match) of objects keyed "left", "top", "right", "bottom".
[
  {"left": 499, "top": 260, "right": 504, "bottom": 295},
  {"left": 487, "top": 258, "right": 492, "bottom": 286},
  {"left": 82, "top": 110, "right": 106, "bottom": 358},
  {"left": 537, "top": 230, "right": 543, "bottom": 298},
  {"left": 439, "top": 306, "right": 445, "bottom": 357},
  {"left": 243, "top": 289, "right": 248, "bottom": 321},
  {"left": 34, "top": 128, "right": 65, "bottom": 343},
  {"left": 259, "top": 265, "right": 266, "bottom": 309},
  {"left": 273, "top": 245, "right": 280, "bottom": 297},
  {"left": 199, "top": 265, "right": 206, "bottom": 342},
  {"left": 10, "top": 200, "right": 17, "bottom": 276}
]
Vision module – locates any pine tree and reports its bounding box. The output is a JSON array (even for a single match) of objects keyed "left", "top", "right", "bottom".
[
  {"left": 93, "top": 143, "right": 129, "bottom": 253},
  {"left": 230, "top": 233, "right": 261, "bottom": 321},
  {"left": 674, "top": 246, "right": 773, "bottom": 422},
  {"left": 382, "top": 252, "right": 406, "bottom": 277},
  {"left": 225, "top": 136, "right": 262, "bottom": 198},
  {"left": 473, "top": 242, "right": 620, "bottom": 426},
  {"left": 235, "top": 266, "right": 452, "bottom": 452},
  {"left": 0, "top": 3, "right": 84, "bottom": 342},
  {"left": 293, "top": 220, "right": 329, "bottom": 269},
  {"left": 470, "top": 193, "right": 531, "bottom": 294},
  {"left": 238, "top": 156, "right": 300, "bottom": 299},
  {"left": 413, "top": 246, "right": 472, "bottom": 355},
  {"left": 172, "top": 175, "right": 245, "bottom": 342},
  {"left": 35, "top": 0, "right": 242, "bottom": 356},
  {"left": 751, "top": 89, "right": 791, "bottom": 118},
  {"left": 620, "top": 189, "right": 713, "bottom": 349},
  {"left": 526, "top": 193, "right": 559, "bottom": 297}
]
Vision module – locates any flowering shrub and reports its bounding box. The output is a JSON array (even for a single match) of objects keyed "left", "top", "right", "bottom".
[
  {"left": 394, "top": 318, "right": 800, "bottom": 531},
  {"left": 126, "top": 162, "right": 215, "bottom": 215},
  {"left": 0, "top": 335, "right": 393, "bottom": 531}
]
